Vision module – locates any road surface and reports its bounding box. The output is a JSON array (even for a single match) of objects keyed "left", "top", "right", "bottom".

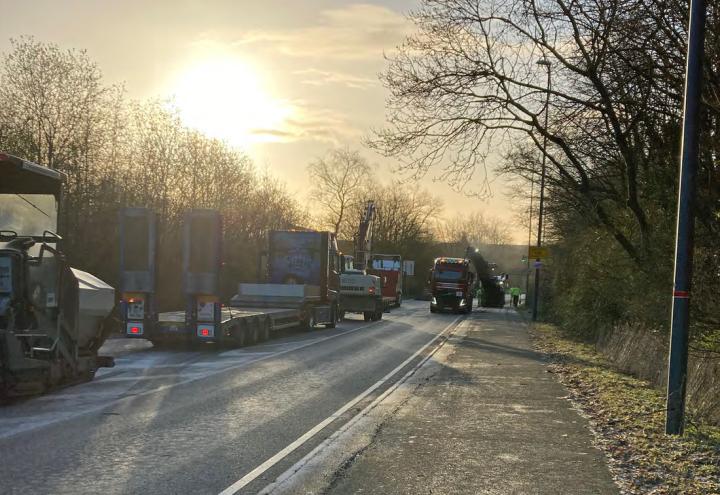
[{"left": 0, "top": 300, "right": 459, "bottom": 495}]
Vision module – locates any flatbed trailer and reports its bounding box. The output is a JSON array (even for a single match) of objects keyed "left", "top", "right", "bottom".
[
  {"left": 151, "top": 306, "right": 313, "bottom": 345},
  {"left": 121, "top": 214, "right": 339, "bottom": 346}
]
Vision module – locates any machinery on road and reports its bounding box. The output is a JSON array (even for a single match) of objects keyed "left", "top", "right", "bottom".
[
  {"left": 429, "top": 257, "right": 476, "bottom": 313},
  {"left": 339, "top": 201, "right": 383, "bottom": 322},
  {"left": 368, "top": 253, "right": 403, "bottom": 308},
  {"left": 121, "top": 209, "right": 341, "bottom": 346},
  {"left": 0, "top": 154, "right": 115, "bottom": 398}
]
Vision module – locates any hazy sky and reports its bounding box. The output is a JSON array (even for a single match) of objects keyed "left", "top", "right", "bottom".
[{"left": 0, "top": 0, "right": 524, "bottom": 241}]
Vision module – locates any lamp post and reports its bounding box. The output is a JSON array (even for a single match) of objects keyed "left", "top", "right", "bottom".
[
  {"left": 666, "top": 0, "right": 706, "bottom": 435},
  {"left": 532, "top": 58, "right": 551, "bottom": 322}
]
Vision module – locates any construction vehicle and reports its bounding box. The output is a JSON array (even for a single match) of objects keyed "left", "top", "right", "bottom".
[
  {"left": 368, "top": 253, "right": 403, "bottom": 308},
  {"left": 339, "top": 201, "right": 383, "bottom": 322},
  {"left": 121, "top": 209, "right": 341, "bottom": 345},
  {"left": 0, "top": 153, "right": 115, "bottom": 398},
  {"left": 429, "top": 257, "right": 476, "bottom": 313}
]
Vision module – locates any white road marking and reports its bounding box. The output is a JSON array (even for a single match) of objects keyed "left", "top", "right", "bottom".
[
  {"left": 259, "top": 320, "right": 469, "bottom": 494},
  {"left": 218, "top": 315, "right": 463, "bottom": 495}
]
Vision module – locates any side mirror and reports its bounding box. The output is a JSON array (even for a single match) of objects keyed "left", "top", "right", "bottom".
[{"left": 41, "top": 230, "right": 62, "bottom": 243}]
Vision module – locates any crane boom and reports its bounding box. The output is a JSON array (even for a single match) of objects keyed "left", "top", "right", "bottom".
[{"left": 354, "top": 200, "right": 375, "bottom": 270}]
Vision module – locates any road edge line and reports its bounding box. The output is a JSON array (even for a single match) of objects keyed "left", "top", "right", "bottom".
[{"left": 218, "top": 315, "right": 464, "bottom": 495}]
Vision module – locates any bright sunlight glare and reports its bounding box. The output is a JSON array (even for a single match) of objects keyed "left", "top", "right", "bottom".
[{"left": 170, "top": 58, "right": 292, "bottom": 148}]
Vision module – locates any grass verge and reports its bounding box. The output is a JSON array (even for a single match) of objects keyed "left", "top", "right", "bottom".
[{"left": 531, "top": 323, "right": 720, "bottom": 495}]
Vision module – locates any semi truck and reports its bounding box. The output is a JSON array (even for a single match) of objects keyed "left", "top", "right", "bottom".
[
  {"left": 339, "top": 201, "right": 383, "bottom": 322},
  {"left": 368, "top": 253, "right": 403, "bottom": 308},
  {"left": 0, "top": 153, "right": 116, "bottom": 398},
  {"left": 121, "top": 209, "right": 341, "bottom": 346},
  {"left": 429, "top": 257, "right": 476, "bottom": 314}
]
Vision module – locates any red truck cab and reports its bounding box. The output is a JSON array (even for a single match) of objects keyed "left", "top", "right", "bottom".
[
  {"left": 368, "top": 254, "right": 403, "bottom": 308},
  {"left": 429, "top": 257, "right": 476, "bottom": 314}
]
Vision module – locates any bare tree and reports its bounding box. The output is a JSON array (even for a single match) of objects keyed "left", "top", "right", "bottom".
[
  {"left": 307, "top": 148, "right": 373, "bottom": 236},
  {"left": 369, "top": 0, "right": 720, "bottom": 266},
  {"left": 435, "top": 211, "right": 511, "bottom": 246}
]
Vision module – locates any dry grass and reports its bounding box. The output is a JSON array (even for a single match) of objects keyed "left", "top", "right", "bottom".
[{"left": 532, "top": 324, "right": 720, "bottom": 495}]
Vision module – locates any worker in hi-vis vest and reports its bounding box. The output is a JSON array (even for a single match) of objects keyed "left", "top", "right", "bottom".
[{"left": 510, "top": 286, "right": 521, "bottom": 307}]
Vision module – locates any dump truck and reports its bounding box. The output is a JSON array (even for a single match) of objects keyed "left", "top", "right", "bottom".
[
  {"left": 339, "top": 201, "right": 383, "bottom": 322},
  {"left": 121, "top": 209, "right": 341, "bottom": 346},
  {"left": 429, "top": 257, "right": 476, "bottom": 313},
  {"left": 0, "top": 153, "right": 115, "bottom": 398}
]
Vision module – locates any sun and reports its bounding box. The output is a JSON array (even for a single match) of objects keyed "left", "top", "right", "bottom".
[{"left": 169, "top": 57, "right": 292, "bottom": 148}]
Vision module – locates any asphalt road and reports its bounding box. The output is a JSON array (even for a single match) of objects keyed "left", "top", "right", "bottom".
[{"left": 0, "top": 300, "right": 459, "bottom": 495}]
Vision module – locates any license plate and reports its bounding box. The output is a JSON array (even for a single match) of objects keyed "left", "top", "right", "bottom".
[{"left": 456, "top": 291, "right": 463, "bottom": 297}]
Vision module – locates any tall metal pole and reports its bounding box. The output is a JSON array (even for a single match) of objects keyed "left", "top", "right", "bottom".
[
  {"left": 666, "top": 0, "right": 706, "bottom": 435},
  {"left": 525, "top": 178, "right": 534, "bottom": 304},
  {"left": 532, "top": 60, "right": 551, "bottom": 322}
]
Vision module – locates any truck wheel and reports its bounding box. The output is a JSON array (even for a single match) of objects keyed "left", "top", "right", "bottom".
[
  {"left": 374, "top": 309, "right": 383, "bottom": 321},
  {"left": 233, "top": 325, "right": 246, "bottom": 347},
  {"left": 363, "top": 311, "right": 373, "bottom": 322},
  {"left": 246, "top": 321, "right": 258, "bottom": 345},
  {"left": 325, "top": 305, "right": 337, "bottom": 329},
  {"left": 303, "top": 313, "right": 316, "bottom": 331},
  {"left": 430, "top": 306, "right": 437, "bottom": 313},
  {"left": 259, "top": 319, "right": 270, "bottom": 341}
]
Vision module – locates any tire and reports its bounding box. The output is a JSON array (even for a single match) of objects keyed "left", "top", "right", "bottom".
[
  {"left": 259, "top": 319, "right": 270, "bottom": 341},
  {"left": 246, "top": 321, "right": 258, "bottom": 345},
  {"left": 430, "top": 306, "right": 437, "bottom": 313},
  {"left": 363, "top": 311, "right": 373, "bottom": 322},
  {"left": 303, "top": 312, "right": 316, "bottom": 331},
  {"left": 325, "top": 305, "right": 337, "bottom": 329},
  {"left": 233, "top": 325, "right": 246, "bottom": 347},
  {"left": 375, "top": 309, "right": 383, "bottom": 321}
]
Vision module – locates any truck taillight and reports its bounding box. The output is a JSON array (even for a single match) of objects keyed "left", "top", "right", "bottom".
[
  {"left": 127, "top": 322, "right": 144, "bottom": 335},
  {"left": 197, "top": 325, "right": 215, "bottom": 338}
]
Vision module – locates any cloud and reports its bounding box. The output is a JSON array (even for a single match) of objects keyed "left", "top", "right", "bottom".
[
  {"left": 248, "top": 103, "right": 361, "bottom": 145},
  {"left": 234, "top": 4, "right": 411, "bottom": 60},
  {"left": 294, "top": 68, "right": 378, "bottom": 89}
]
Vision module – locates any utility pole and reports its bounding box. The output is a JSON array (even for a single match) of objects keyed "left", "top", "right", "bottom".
[
  {"left": 532, "top": 58, "right": 551, "bottom": 322},
  {"left": 666, "top": 0, "right": 706, "bottom": 435},
  {"left": 525, "top": 178, "right": 534, "bottom": 305}
]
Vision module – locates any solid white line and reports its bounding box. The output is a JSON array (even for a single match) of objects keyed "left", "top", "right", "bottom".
[
  {"left": 259, "top": 319, "right": 468, "bottom": 494},
  {"left": 218, "top": 315, "right": 463, "bottom": 495}
]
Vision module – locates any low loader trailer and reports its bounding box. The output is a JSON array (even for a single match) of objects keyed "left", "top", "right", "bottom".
[{"left": 121, "top": 211, "right": 340, "bottom": 346}]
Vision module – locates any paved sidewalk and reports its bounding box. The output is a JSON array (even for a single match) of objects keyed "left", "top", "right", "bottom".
[{"left": 285, "top": 309, "right": 619, "bottom": 494}]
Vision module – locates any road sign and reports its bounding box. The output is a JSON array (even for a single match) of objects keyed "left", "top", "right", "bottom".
[
  {"left": 533, "top": 260, "right": 543, "bottom": 269},
  {"left": 528, "top": 246, "right": 550, "bottom": 259},
  {"left": 403, "top": 260, "right": 415, "bottom": 276}
]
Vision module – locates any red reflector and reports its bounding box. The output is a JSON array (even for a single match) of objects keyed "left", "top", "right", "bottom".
[
  {"left": 201, "top": 328, "right": 210, "bottom": 336},
  {"left": 130, "top": 327, "right": 140, "bottom": 334}
]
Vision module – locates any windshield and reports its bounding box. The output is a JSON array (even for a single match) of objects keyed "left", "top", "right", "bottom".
[
  {"left": 0, "top": 193, "right": 58, "bottom": 237},
  {"left": 434, "top": 269, "right": 464, "bottom": 281}
]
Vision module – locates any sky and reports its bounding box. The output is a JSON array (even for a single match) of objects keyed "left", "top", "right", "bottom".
[{"left": 0, "top": 0, "right": 525, "bottom": 242}]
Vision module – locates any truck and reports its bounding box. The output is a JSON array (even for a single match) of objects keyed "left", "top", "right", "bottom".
[
  {"left": 339, "top": 201, "right": 384, "bottom": 322},
  {"left": 121, "top": 209, "right": 341, "bottom": 346},
  {"left": 368, "top": 253, "right": 403, "bottom": 308},
  {"left": 0, "top": 153, "right": 116, "bottom": 398},
  {"left": 429, "top": 257, "right": 476, "bottom": 314}
]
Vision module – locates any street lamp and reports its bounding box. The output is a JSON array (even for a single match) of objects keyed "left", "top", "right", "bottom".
[{"left": 532, "top": 57, "right": 551, "bottom": 322}]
